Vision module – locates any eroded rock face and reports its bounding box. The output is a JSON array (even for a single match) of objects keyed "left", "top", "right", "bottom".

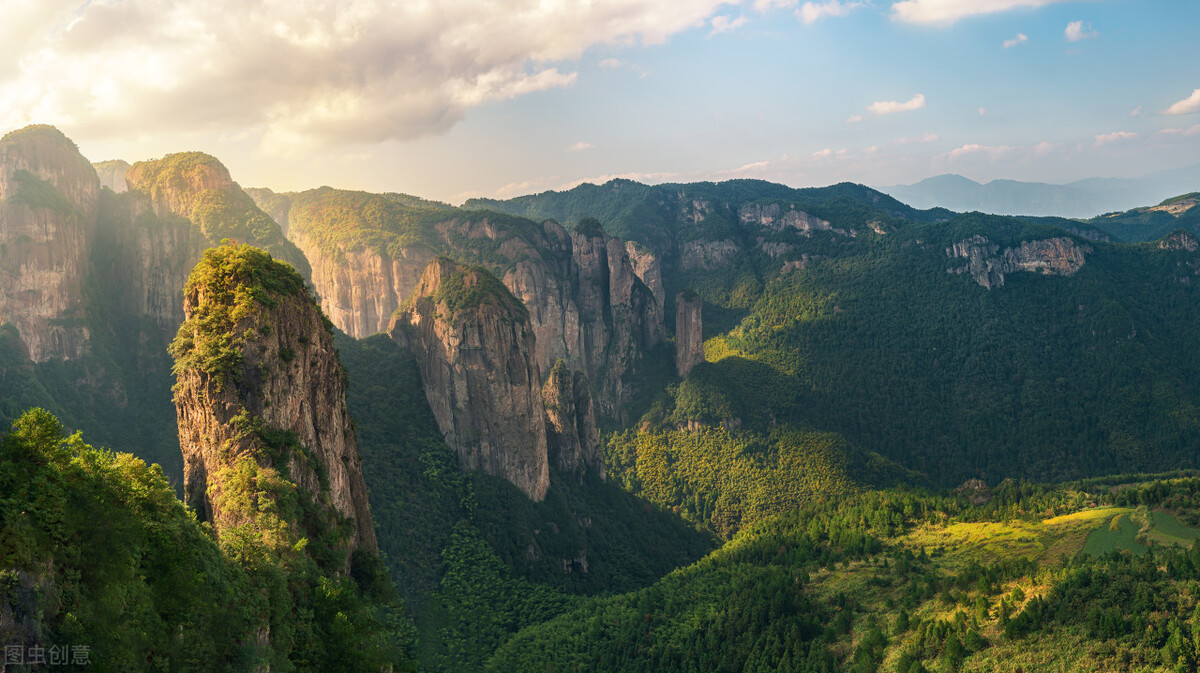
[
  {"left": 92, "top": 160, "right": 131, "bottom": 193},
  {"left": 173, "top": 245, "right": 377, "bottom": 563},
  {"left": 292, "top": 227, "right": 436, "bottom": 338},
  {"left": 946, "top": 235, "right": 1091, "bottom": 289},
  {"left": 680, "top": 239, "right": 741, "bottom": 271},
  {"left": 94, "top": 193, "right": 210, "bottom": 330},
  {"left": 0, "top": 125, "right": 98, "bottom": 361},
  {"left": 542, "top": 359, "right": 603, "bottom": 476},
  {"left": 1159, "top": 231, "right": 1199, "bottom": 252},
  {"left": 275, "top": 187, "right": 666, "bottom": 418},
  {"left": 390, "top": 258, "right": 550, "bottom": 501},
  {"left": 625, "top": 241, "right": 664, "bottom": 313},
  {"left": 739, "top": 203, "right": 833, "bottom": 236},
  {"left": 675, "top": 290, "right": 704, "bottom": 378}
]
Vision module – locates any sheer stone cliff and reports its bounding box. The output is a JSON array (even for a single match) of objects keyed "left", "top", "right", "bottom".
[{"left": 172, "top": 244, "right": 377, "bottom": 564}]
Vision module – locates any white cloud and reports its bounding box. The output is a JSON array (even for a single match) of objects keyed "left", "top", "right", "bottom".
[
  {"left": 1156, "top": 125, "right": 1200, "bottom": 137},
  {"left": 567, "top": 141, "right": 594, "bottom": 152},
  {"left": 798, "top": 1, "right": 862, "bottom": 24},
  {"left": 1033, "top": 141, "right": 1059, "bottom": 155},
  {"left": 868, "top": 93, "right": 927, "bottom": 115},
  {"left": 709, "top": 15, "right": 749, "bottom": 36},
  {"left": 894, "top": 132, "right": 939, "bottom": 145},
  {"left": 1164, "top": 88, "right": 1200, "bottom": 115},
  {"left": 892, "top": 0, "right": 1074, "bottom": 25},
  {"left": 1094, "top": 131, "right": 1137, "bottom": 147},
  {"left": 978, "top": 107, "right": 987, "bottom": 116},
  {"left": 846, "top": 114, "right": 864, "bottom": 123},
  {"left": 1065, "top": 20, "right": 1099, "bottom": 42},
  {"left": 945, "top": 144, "right": 1016, "bottom": 160},
  {"left": 598, "top": 58, "right": 624, "bottom": 69},
  {"left": 1002, "top": 33, "right": 1028, "bottom": 48},
  {"left": 812, "top": 148, "right": 834, "bottom": 158},
  {"left": 0, "top": 0, "right": 735, "bottom": 150},
  {"left": 941, "top": 140, "right": 1058, "bottom": 162},
  {"left": 1130, "top": 106, "right": 1143, "bottom": 117}
]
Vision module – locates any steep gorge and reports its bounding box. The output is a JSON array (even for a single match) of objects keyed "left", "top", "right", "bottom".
[{"left": 254, "top": 188, "right": 666, "bottom": 418}]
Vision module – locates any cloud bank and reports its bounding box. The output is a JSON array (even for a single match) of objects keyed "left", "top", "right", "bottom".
[
  {"left": 891, "top": 0, "right": 1075, "bottom": 25},
  {"left": 0, "top": 0, "right": 734, "bottom": 150}
]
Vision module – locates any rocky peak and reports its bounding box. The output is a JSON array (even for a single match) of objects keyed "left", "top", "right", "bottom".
[
  {"left": 542, "top": 359, "right": 603, "bottom": 476},
  {"left": 122, "top": 151, "right": 310, "bottom": 300},
  {"left": 0, "top": 125, "right": 98, "bottom": 361},
  {"left": 127, "top": 152, "right": 234, "bottom": 219},
  {"left": 946, "top": 235, "right": 1091, "bottom": 289},
  {"left": 171, "top": 243, "right": 377, "bottom": 567},
  {"left": 1159, "top": 230, "right": 1199, "bottom": 252},
  {"left": 390, "top": 258, "right": 550, "bottom": 501},
  {"left": 675, "top": 290, "right": 704, "bottom": 378}
]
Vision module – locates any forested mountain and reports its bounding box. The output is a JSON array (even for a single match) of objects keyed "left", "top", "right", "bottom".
[
  {"left": 1086, "top": 192, "right": 1200, "bottom": 242},
  {"left": 5, "top": 123, "right": 1200, "bottom": 671},
  {"left": 474, "top": 179, "right": 1200, "bottom": 486}
]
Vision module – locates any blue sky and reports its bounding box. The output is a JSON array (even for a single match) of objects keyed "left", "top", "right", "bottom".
[{"left": 2, "top": 0, "right": 1198, "bottom": 203}]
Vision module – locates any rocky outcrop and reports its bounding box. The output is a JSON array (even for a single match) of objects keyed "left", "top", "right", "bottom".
[
  {"left": 680, "top": 239, "right": 741, "bottom": 271},
  {"left": 675, "top": 290, "right": 704, "bottom": 378},
  {"left": 0, "top": 125, "right": 98, "bottom": 361},
  {"left": 542, "top": 360, "right": 603, "bottom": 476},
  {"left": 390, "top": 258, "right": 550, "bottom": 501},
  {"left": 739, "top": 203, "right": 835, "bottom": 236},
  {"left": 625, "top": 241, "right": 664, "bottom": 312},
  {"left": 172, "top": 244, "right": 376, "bottom": 564},
  {"left": 946, "top": 235, "right": 1091, "bottom": 289},
  {"left": 1159, "top": 231, "right": 1199, "bottom": 252},
  {"left": 92, "top": 159, "right": 131, "bottom": 193}
]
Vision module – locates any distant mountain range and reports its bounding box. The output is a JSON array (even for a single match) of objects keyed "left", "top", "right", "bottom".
[{"left": 881, "top": 163, "right": 1200, "bottom": 218}]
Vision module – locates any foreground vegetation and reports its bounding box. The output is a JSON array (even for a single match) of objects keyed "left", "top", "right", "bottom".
[{"left": 0, "top": 410, "right": 415, "bottom": 672}]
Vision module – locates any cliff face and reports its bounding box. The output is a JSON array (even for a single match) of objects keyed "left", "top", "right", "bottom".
[
  {"left": 273, "top": 187, "right": 666, "bottom": 417},
  {"left": 390, "top": 258, "right": 550, "bottom": 501},
  {"left": 564, "top": 230, "right": 665, "bottom": 417},
  {"left": 625, "top": 241, "right": 664, "bottom": 313},
  {"left": 946, "top": 235, "right": 1092, "bottom": 289},
  {"left": 290, "top": 225, "right": 435, "bottom": 338},
  {"left": 172, "top": 244, "right": 376, "bottom": 563},
  {"left": 92, "top": 159, "right": 131, "bottom": 193},
  {"left": 675, "top": 290, "right": 704, "bottom": 378},
  {"left": 94, "top": 192, "right": 211, "bottom": 329},
  {"left": 0, "top": 125, "right": 98, "bottom": 361},
  {"left": 542, "top": 359, "right": 603, "bottom": 476}
]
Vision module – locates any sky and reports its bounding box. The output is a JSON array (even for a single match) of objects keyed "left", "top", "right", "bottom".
[{"left": 1, "top": 0, "right": 1198, "bottom": 204}]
